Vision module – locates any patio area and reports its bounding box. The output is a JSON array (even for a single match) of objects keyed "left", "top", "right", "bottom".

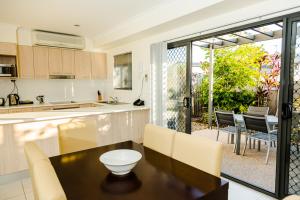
[{"left": 192, "top": 128, "right": 276, "bottom": 192}]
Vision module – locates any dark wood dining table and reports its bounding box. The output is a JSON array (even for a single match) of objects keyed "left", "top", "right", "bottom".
[{"left": 50, "top": 141, "right": 228, "bottom": 200}]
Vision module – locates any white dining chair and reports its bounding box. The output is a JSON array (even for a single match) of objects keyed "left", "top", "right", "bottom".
[
  {"left": 33, "top": 160, "right": 67, "bottom": 200},
  {"left": 58, "top": 119, "right": 98, "bottom": 154},
  {"left": 143, "top": 123, "right": 176, "bottom": 157},
  {"left": 172, "top": 132, "right": 223, "bottom": 177},
  {"left": 284, "top": 195, "right": 300, "bottom": 200},
  {"left": 24, "top": 142, "right": 50, "bottom": 200}
]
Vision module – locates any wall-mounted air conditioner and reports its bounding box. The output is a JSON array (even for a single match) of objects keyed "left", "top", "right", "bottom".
[{"left": 32, "top": 30, "right": 85, "bottom": 50}]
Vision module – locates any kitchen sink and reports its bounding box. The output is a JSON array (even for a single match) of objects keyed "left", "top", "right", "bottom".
[{"left": 98, "top": 101, "right": 129, "bottom": 105}]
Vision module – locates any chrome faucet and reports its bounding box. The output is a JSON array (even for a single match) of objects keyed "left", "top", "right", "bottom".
[{"left": 109, "top": 96, "right": 119, "bottom": 104}]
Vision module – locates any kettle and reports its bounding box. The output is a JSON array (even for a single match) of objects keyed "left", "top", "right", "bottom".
[
  {"left": 7, "top": 94, "right": 20, "bottom": 106},
  {"left": 0, "top": 98, "right": 5, "bottom": 106},
  {"left": 36, "top": 95, "right": 45, "bottom": 104}
]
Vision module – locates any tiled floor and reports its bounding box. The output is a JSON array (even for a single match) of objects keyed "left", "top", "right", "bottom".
[
  {"left": 227, "top": 179, "right": 277, "bottom": 200},
  {"left": 0, "top": 178, "right": 33, "bottom": 200},
  {"left": 0, "top": 177, "right": 277, "bottom": 200}
]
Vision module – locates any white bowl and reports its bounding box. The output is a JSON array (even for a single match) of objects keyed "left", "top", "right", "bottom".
[{"left": 99, "top": 149, "right": 142, "bottom": 175}]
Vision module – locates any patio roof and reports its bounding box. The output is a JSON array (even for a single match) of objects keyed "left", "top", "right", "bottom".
[{"left": 193, "top": 22, "right": 283, "bottom": 49}]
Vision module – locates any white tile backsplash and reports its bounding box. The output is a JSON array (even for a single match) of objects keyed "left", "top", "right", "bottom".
[{"left": 0, "top": 79, "right": 109, "bottom": 104}]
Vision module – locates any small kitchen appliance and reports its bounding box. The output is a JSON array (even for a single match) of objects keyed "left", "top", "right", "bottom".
[
  {"left": 7, "top": 94, "right": 20, "bottom": 106},
  {"left": 0, "top": 98, "right": 5, "bottom": 106},
  {"left": 36, "top": 95, "right": 45, "bottom": 104}
]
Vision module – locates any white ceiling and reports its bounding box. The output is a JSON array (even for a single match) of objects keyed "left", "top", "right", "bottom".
[
  {"left": 0, "top": 0, "right": 173, "bottom": 36},
  {"left": 0, "top": 0, "right": 272, "bottom": 48}
]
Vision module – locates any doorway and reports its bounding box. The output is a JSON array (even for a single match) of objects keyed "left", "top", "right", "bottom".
[
  {"left": 159, "top": 11, "right": 300, "bottom": 199},
  {"left": 190, "top": 22, "right": 282, "bottom": 193}
]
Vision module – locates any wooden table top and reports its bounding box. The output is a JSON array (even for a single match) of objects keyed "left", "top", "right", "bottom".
[{"left": 50, "top": 141, "right": 228, "bottom": 200}]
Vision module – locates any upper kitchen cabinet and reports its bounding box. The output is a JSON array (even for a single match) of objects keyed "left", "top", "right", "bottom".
[
  {"left": 0, "top": 42, "right": 17, "bottom": 55},
  {"left": 48, "top": 48, "right": 62, "bottom": 75},
  {"left": 75, "top": 51, "right": 91, "bottom": 79},
  {"left": 33, "top": 46, "right": 49, "bottom": 79},
  {"left": 62, "top": 49, "right": 75, "bottom": 75},
  {"left": 18, "top": 45, "right": 34, "bottom": 79},
  {"left": 91, "top": 52, "right": 107, "bottom": 79}
]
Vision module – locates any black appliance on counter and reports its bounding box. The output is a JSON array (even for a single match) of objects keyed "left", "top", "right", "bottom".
[
  {"left": 0, "top": 64, "right": 17, "bottom": 77},
  {"left": 7, "top": 94, "right": 19, "bottom": 106},
  {"left": 0, "top": 97, "right": 5, "bottom": 106}
]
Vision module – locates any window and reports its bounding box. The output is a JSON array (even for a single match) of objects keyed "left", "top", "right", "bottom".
[{"left": 113, "top": 52, "right": 132, "bottom": 90}]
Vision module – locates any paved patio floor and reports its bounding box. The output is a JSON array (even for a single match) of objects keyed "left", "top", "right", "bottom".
[{"left": 192, "top": 128, "right": 276, "bottom": 193}]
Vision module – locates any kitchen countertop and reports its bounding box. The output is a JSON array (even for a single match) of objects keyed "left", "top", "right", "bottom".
[
  {"left": 0, "top": 102, "right": 149, "bottom": 125},
  {"left": 0, "top": 100, "right": 94, "bottom": 109}
]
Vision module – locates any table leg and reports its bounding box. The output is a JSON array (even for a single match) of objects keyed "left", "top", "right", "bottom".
[
  {"left": 258, "top": 141, "right": 261, "bottom": 151},
  {"left": 236, "top": 126, "right": 241, "bottom": 155}
]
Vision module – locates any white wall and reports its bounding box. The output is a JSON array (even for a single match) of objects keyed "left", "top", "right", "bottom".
[
  {"left": 0, "top": 25, "right": 109, "bottom": 103},
  {"left": 104, "top": 0, "right": 300, "bottom": 106},
  {"left": 106, "top": 40, "right": 151, "bottom": 104}
]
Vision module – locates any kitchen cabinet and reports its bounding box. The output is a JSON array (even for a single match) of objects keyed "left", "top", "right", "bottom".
[
  {"left": 62, "top": 49, "right": 75, "bottom": 75},
  {"left": 0, "top": 42, "right": 17, "bottom": 55},
  {"left": 91, "top": 52, "right": 107, "bottom": 79},
  {"left": 18, "top": 45, "right": 34, "bottom": 79},
  {"left": 75, "top": 51, "right": 91, "bottom": 79},
  {"left": 48, "top": 48, "right": 62, "bottom": 75},
  {"left": 33, "top": 46, "right": 49, "bottom": 79}
]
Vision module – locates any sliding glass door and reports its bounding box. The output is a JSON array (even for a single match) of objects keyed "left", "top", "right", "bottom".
[
  {"left": 164, "top": 43, "right": 192, "bottom": 133},
  {"left": 281, "top": 16, "right": 300, "bottom": 196},
  {"left": 160, "top": 11, "right": 300, "bottom": 199}
]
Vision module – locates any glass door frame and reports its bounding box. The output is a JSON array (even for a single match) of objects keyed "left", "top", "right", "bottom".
[
  {"left": 167, "top": 41, "right": 192, "bottom": 134},
  {"left": 166, "top": 11, "right": 300, "bottom": 199},
  {"left": 279, "top": 14, "right": 300, "bottom": 199}
]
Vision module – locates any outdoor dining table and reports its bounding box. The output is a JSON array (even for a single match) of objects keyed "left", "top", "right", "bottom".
[
  {"left": 50, "top": 141, "right": 229, "bottom": 200},
  {"left": 233, "top": 114, "right": 278, "bottom": 155}
]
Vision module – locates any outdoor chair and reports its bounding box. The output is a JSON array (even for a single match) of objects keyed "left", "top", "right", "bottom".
[
  {"left": 215, "top": 109, "right": 238, "bottom": 152},
  {"left": 243, "top": 110, "right": 276, "bottom": 151},
  {"left": 242, "top": 115, "right": 277, "bottom": 164},
  {"left": 247, "top": 106, "right": 269, "bottom": 116}
]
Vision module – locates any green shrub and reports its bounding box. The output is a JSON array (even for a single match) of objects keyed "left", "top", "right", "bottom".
[{"left": 196, "top": 44, "right": 266, "bottom": 113}]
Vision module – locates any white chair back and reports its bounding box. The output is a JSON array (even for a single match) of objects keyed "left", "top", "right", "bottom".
[
  {"left": 143, "top": 124, "right": 176, "bottom": 156},
  {"left": 172, "top": 132, "right": 223, "bottom": 177},
  {"left": 283, "top": 195, "right": 300, "bottom": 200}
]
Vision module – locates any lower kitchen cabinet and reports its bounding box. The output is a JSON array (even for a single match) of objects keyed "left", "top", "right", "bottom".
[{"left": 0, "top": 109, "right": 149, "bottom": 175}]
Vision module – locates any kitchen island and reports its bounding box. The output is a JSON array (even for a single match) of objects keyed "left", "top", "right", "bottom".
[{"left": 0, "top": 103, "right": 149, "bottom": 176}]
